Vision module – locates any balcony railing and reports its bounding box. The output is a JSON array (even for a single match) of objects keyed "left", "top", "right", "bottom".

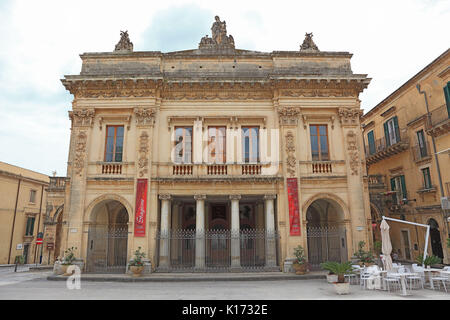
[
  {"left": 48, "top": 176, "right": 66, "bottom": 191},
  {"left": 168, "top": 163, "right": 276, "bottom": 177},
  {"left": 298, "top": 160, "right": 346, "bottom": 177},
  {"left": 365, "top": 130, "right": 409, "bottom": 165},
  {"left": 88, "top": 161, "right": 135, "bottom": 177},
  {"left": 427, "top": 104, "right": 450, "bottom": 136},
  {"left": 368, "top": 174, "right": 386, "bottom": 189}
]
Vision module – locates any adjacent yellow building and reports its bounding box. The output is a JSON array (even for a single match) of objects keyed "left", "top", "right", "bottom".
[
  {"left": 362, "top": 49, "right": 450, "bottom": 264},
  {"left": 0, "top": 161, "right": 49, "bottom": 264},
  {"left": 58, "top": 18, "right": 373, "bottom": 273}
]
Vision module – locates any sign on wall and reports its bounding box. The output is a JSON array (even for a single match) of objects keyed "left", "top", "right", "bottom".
[
  {"left": 134, "top": 179, "right": 148, "bottom": 237},
  {"left": 287, "top": 178, "right": 301, "bottom": 236}
]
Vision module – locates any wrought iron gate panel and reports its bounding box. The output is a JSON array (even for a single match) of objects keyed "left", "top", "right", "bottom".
[
  {"left": 156, "top": 229, "right": 280, "bottom": 272},
  {"left": 87, "top": 225, "right": 129, "bottom": 274},
  {"left": 307, "top": 226, "right": 346, "bottom": 270}
]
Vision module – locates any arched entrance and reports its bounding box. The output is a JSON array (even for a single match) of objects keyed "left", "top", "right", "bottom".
[
  {"left": 86, "top": 199, "right": 129, "bottom": 273},
  {"left": 428, "top": 218, "right": 443, "bottom": 260},
  {"left": 306, "top": 198, "right": 347, "bottom": 269}
]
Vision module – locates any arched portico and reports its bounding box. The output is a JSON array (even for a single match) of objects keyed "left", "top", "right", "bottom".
[
  {"left": 86, "top": 197, "right": 130, "bottom": 273},
  {"left": 304, "top": 195, "right": 348, "bottom": 269}
]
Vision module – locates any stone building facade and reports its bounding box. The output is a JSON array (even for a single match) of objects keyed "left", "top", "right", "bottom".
[
  {"left": 362, "top": 49, "right": 450, "bottom": 264},
  {"left": 59, "top": 18, "right": 372, "bottom": 273}
]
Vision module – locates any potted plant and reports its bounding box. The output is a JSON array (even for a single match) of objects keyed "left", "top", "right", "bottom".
[
  {"left": 292, "top": 245, "right": 308, "bottom": 275},
  {"left": 320, "top": 261, "right": 338, "bottom": 283},
  {"left": 321, "top": 261, "right": 354, "bottom": 295},
  {"left": 354, "top": 241, "right": 374, "bottom": 267},
  {"left": 129, "top": 246, "right": 146, "bottom": 277},
  {"left": 416, "top": 254, "right": 442, "bottom": 268},
  {"left": 61, "top": 247, "right": 77, "bottom": 276}
]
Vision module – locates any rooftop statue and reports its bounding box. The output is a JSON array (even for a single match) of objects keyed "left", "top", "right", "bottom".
[
  {"left": 199, "top": 16, "right": 235, "bottom": 49},
  {"left": 300, "top": 32, "right": 319, "bottom": 52},
  {"left": 114, "top": 30, "right": 134, "bottom": 52}
]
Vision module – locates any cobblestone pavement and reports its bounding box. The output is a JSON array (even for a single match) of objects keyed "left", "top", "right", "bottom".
[{"left": 0, "top": 270, "right": 449, "bottom": 300}]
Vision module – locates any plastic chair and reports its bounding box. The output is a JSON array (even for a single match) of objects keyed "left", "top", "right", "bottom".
[
  {"left": 432, "top": 272, "right": 448, "bottom": 292},
  {"left": 383, "top": 272, "right": 402, "bottom": 293}
]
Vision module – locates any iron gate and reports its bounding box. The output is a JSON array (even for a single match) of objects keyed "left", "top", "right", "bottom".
[
  {"left": 86, "top": 225, "right": 129, "bottom": 273},
  {"left": 306, "top": 226, "right": 347, "bottom": 270},
  {"left": 157, "top": 229, "right": 279, "bottom": 272}
]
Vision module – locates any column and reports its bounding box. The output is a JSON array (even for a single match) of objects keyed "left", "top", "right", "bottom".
[
  {"left": 194, "top": 194, "right": 206, "bottom": 269},
  {"left": 230, "top": 194, "right": 241, "bottom": 269},
  {"left": 264, "top": 194, "right": 277, "bottom": 268},
  {"left": 159, "top": 194, "right": 171, "bottom": 268}
]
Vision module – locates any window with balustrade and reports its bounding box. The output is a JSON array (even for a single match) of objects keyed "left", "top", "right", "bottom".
[
  {"left": 310, "top": 125, "right": 329, "bottom": 161},
  {"left": 367, "top": 130, "right": 375, "bottom": 155},
  {"left": 390, "top": 175, "right": 407, "bottom": 205},
  {"left": 384, "top": 116, "right": 400, "bottom": 146},
  {"left": 105, "top": 125, "right": 124, "bottom": 162},
  {"left": 242, "top": 127, "right": 259, "bottom": 163},
  {"left": 208, "top": 127, "right": 226, "bottom": 163},
  {"left": 174, "top": 127, "right": 193, "bottom": 164}
]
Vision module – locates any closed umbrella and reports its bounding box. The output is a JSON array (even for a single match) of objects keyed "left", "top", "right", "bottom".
[{"left": 380, "top": 219, "right": 393, "bottom": 271}]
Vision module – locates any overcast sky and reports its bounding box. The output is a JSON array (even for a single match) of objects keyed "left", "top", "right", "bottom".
[{"left": 0, "top": 0, "right": 449, "bottom": 176}]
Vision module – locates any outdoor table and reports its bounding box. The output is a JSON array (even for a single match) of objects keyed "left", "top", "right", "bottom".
[
  {"left": 423, "top": 268, "right": 442, "bottom": 289},
  {"left": 386, "top": 272, "right": 416, "bottom": 296}
]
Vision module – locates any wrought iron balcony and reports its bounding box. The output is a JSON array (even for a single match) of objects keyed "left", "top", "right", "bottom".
[
  {"left": 411, "top": 143, "right": 431, "bottom": 163},
  {"left": 426, "top": 104, "right": 450, "bottom": 137},
  {"left": 365, "top": 130, "right": 409, "bottom": 165}
]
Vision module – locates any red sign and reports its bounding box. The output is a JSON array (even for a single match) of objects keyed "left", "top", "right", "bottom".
[
  {"left": 287, "top": 178, "right": 301, "bottom": 236},
  {"left": 134, "top": 179, "right": 148, "bottom": 237},
  {"left": 36, "top": 238, "right": 43, "bottom": 245}
]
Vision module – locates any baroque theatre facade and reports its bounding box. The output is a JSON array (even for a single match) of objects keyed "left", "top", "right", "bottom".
[{"left": 60, "top": 18, "right": 372, "bottom": 273}]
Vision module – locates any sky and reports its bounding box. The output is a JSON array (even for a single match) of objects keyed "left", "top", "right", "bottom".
[{"left": 0, "top": 0, "right": 449, "bottom": 176}]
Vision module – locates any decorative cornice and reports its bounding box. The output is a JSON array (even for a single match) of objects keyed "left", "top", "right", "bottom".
[{"left": 61, "top": 79, "right": 159, "bottom": 98}]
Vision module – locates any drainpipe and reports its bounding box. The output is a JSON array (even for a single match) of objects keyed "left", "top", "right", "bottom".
[
  {"left": 8, "top": 178, "right": 21, "bottom": 264},
  {"left": 416, "top": 84, "right": 449, "bottom": 250},
  {"left": 34, "top": 184, "right": 45, "bottom": 265}
]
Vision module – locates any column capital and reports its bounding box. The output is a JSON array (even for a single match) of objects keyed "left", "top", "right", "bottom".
[
  {"left": 229, "top": 194, "right": 242, "bottom": 201},
  {"left": 264, "top": 194, "right": 277, "bottom": 200},
  {"left": 194, "top": 194, "right": 207, "bottom": 201},
  {"left": 159, "top": 194, "right": 172, "bottom": 201}
]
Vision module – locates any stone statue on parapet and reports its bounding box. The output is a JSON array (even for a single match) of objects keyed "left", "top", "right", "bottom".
[
  {"left": 114, "top": 30, "right": 133, "bottom": 52},
  {"left": 199, "top": 16, "right": 235, "bottom": 49},
  {"left": 300, "top": 32, "right": 319, "bottom": 52}
]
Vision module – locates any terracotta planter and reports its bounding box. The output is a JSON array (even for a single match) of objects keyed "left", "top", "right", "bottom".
[
  {"left": 292, "top": 262, "right": 307, "bottom": 275},
  {"left": 327, "top": 274, "right": 338, "bottom": 283},
  {"left": 129, "top": 265, "right": 144, "bottom": 277},
  {"left": 333, "top": 282, "right": 350, "bottom": 295}
]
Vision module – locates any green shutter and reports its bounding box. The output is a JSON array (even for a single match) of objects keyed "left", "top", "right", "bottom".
[
  {"left": 25, "top": 218, "right": 31, "bottom": 236},
  {"left": 390, "top": 178, "right": 397, "bottom": 203},
  {"left": 384, "top": 122, "right": 390, "bottom": 147},
  {"left": 400, "top": 175, "right": 407, "bottom": 200},
  {"left": 393, "top": 116, "right": 400, "bottom": 144},
  {"left": 367, "top": 131, "right": 375, "bottom": 154},
  {"left": 444, "top": 82, "right": 450, "bottom": 118}
]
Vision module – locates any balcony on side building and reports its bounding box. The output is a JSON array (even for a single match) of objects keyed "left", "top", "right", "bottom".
[
  {"left": 365, "top": 130, "right": 409, "bottom": 165},
  {"left": 48, "top": 176, "right": 66, "bottom": 192},
  {"left": 426, "top": 104, "right": 450, "bottom": 137},
  {"left": 411, "top": 142, "right": 432, "bottom": 163}
]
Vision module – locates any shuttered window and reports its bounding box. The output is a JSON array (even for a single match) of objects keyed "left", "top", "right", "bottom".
[
  {"left": 367, "top": 130, "right": 375, "bottom": 155},
  {"left": 384, "top": 116, "right": 400, "bottom": 147}
]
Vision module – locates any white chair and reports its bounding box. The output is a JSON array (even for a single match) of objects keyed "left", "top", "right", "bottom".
[
  {"left": 383, "top": 272, "right": 402, "bottom": 293},
  {"left": 360, "top": 268, "right": 373, "bottom": 289},
  {"left": 432, "top": 272, "right": 448, "bottom": 292},
  {"left": 410, "top": 265, "right": 425, "bottom": 289}
]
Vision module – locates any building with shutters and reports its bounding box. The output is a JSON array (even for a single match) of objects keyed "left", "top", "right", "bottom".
[
  {"left": 362, "top": 48, "right": 450, "bottom": 265},
  {"left": 59, "top": 17, "right": 372, "bottom": 273}
]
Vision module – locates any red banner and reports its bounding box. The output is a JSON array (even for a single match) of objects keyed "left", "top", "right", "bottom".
[
  {"left": 134, "top": 179, "right": 148, "bottom": 237},
  {"left": 287, "top": 178, "right": 301, "bottom": 236}
]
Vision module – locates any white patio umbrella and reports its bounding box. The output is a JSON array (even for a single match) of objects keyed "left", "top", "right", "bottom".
[{"left": 380, "top": 219, "right": 393, "bottom": 271}]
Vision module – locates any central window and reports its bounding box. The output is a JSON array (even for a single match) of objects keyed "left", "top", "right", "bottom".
[
  {"left": 310, "top": 125, "right": 329, "bottom": 161},
  {"left": 242, "top": 127, "right": 259, "bottom": 163},
  {"left": 174, "top": 127, "right": 193, "bottom": 163},
  {"left": 105, "top": 125, "right": 124, "bottom": 162},
  {"left": 208, "top": 127, "right": 226, "bottom": 163}
]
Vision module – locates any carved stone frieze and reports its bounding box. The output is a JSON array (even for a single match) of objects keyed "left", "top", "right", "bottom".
[
  {"left": 285, "top": 131, "right": 297, "bottom": 177},
  {"left": 162, "top": 90, "right": 272, "bottom": 101},
  {"left": 138, "top": 131, "right": 149, "bottom": 177},
  {"left": 69, "top": 109, "right": 95, "bottom": 127},
  {"left": 73, "top": 131, "right": 87, "bottom": 176},
  {"left": 338, "top": 108, "right": 363, "bottom": 126},
  {"left": 278, "top": 107, "right": 301, "bottom": 126},
  {"left": 62, "top": 80, "right": 158, "bottom": 99},
  {"left": 346, "top": 130, "right": 359, "bottom": 176},
  {"left": 134, "top": 108, "right": 156, "bottom": 127}
]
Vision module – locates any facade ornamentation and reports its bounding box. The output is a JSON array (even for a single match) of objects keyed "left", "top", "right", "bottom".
[
  {"left": 338, "top": 107, "right": 363, "bottom": 126},
  {"left": 300, "top": 33, "right": 319, "bottom": 52},
  {"left": 199, "top": 16, "right": 235, "bottom": 49},
  {"left": 69, "top": 109, "right": 95, "bottom": 127},
  {"left": 114, "top": 30, "right": 133, "bottom": 52},
  {"left": 134, "top": 108, "right": 156, "bottom": 126},
  {"left": 346, "top": 130, "right": 359, "bottom": 175},
  {"left": 162, "top": 90, "right": 272, "bottom": 100},
  {"left": 285, "top": 131, "right": 297, "bottom": 177},
  {"left": 138, "top": 131, "right": 149, "bottom": 177},
  {"left": 278, "top": 107, "right": 301, "bottom": 126},
  {"left": 159, "top": 194, "right": 172, "bottom": 201},
  {"left": 73, "top": 131, "right": 87, "bottom": 176}
]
